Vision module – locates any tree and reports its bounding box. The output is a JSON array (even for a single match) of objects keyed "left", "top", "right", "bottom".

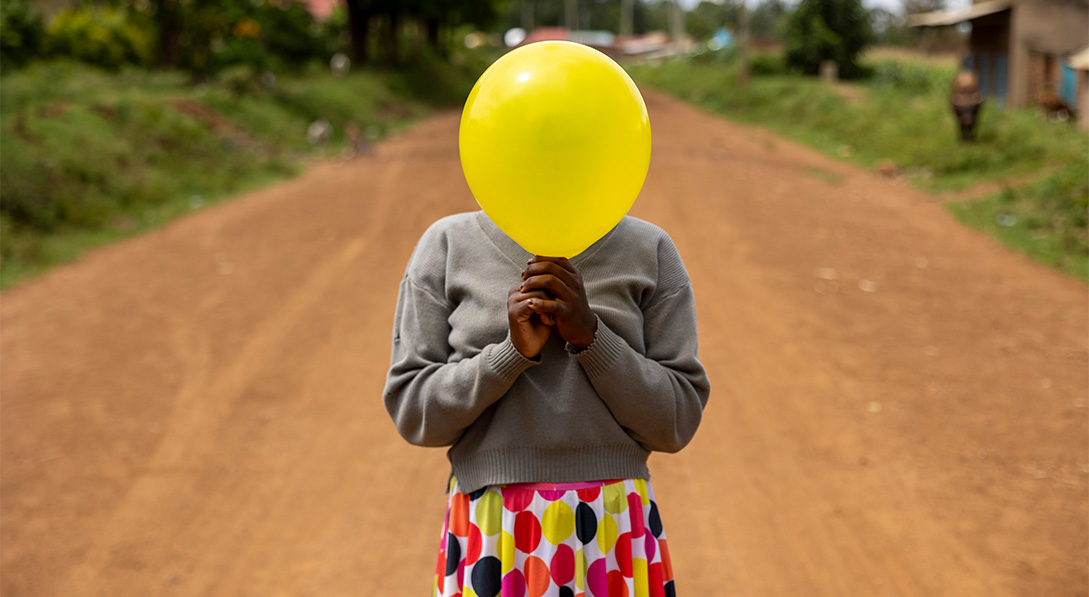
[
  {"left": 686, "top": 0, "right": 740, "bottom": 41},
  {"left": 344, "top": 0, "right": 500, "bottom": 65},
  {"left": 0, "top": 0, "right": 45, "bottom": 71},
  {"left": 749, "top": 0, "right": 787, "bottom": 39},
  {"left": 783, "top": 0, "right": 873, "bottom": 78},
  {"left": 344, "top": 0, "right": 375, "bottom": 64}
]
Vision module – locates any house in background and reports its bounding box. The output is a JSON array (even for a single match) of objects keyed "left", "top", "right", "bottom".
[
  {"left": 908, "top": 0, "right": 1088, "bottom": 117},
  {"left": 1069, "top": 46, "right": 1089, "bottom": 129}
]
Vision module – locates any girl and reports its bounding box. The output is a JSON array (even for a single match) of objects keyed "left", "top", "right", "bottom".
[{"left": 384, "top": 210, "right": 710, "bottom": 597}]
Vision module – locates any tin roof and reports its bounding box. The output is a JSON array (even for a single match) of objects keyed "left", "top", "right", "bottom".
[
  {"left": 1069, "top": 46, "right": 1089, "bottom": 70},
  {"left": 907, "top": 0, "right": 1012, "bottom": 27}
]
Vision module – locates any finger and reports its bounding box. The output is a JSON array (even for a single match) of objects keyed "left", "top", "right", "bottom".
[
  {"left": 510, "top": 283, "right": 553, "bottom": 300},
  {"left": 529, "top": 255, "right": 577, "bottom": 276},
  {"left": 511, "top": 297, "right": 548, "bottom": 322},
  {"left": 525, "top": 297, "right": 561, "bottom": 315},
  {"left": 520, "top": 275, "right": 572, "bottom": 301},
  {"left": 512, "top": 287, "right": 556, "bottom": 306},
  {"left": 523, "top": 260, "right": 578, "bottom": 286},
  {"left": 523, "top": 261, "right": 582, "bottom": 303}
]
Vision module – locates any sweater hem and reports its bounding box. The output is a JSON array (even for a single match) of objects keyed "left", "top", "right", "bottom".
[{"left": 450, "top": 444, "right": 650, "bottom": 494}]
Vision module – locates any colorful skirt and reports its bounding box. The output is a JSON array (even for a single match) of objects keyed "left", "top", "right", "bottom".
[{"left": 434, "top": 477, "right": 676, "bottom": 597}]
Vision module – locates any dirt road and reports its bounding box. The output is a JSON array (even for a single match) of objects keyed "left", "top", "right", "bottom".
[{"left": 2, "top": 90, "right": 1086, "bottom": 596}]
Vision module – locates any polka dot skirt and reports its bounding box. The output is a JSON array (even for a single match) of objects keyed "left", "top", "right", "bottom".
[{"left": 435, "top": 478, "right": 676, "bottom": 597}]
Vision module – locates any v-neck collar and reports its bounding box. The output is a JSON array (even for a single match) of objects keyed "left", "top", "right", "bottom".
[{"left": 473, "top": 211, "right": 620, "bottom": 268}]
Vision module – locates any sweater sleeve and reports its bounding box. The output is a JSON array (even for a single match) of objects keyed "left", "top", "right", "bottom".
[
  {"left": 571, "top": 250, "right": 710, "bottom": 453},
  {"left": 383, "top": 239, "right": 539, "bottom": 448}
]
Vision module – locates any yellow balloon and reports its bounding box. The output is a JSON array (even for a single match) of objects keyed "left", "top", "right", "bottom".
[{"left": 459, "top": 41, "right": 651, "bottom": 258}]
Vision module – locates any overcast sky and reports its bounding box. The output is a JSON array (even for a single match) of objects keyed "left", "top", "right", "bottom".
[
  {"left": 677, "top": 0, "right": 972, "bottom": 15},
  {"left": 863, "top": 0, "right": 971, "bottom": 13}
]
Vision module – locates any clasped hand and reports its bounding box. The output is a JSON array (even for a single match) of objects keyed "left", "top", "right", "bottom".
[{"left": 507, "top": 256, "right": 597, "bottom": 358}]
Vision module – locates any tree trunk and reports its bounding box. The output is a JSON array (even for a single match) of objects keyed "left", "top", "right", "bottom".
[
  {"left": 426, "top": 16, "right": 441, "bottom": 54},
  {"left": 345, "top": 0, "right": 372, "bottom": 65},
  {"left": 383, "top": 11, "right": 402, "bottom": 64},
  {"left": 522, "top": 0, "right": 534, "bottom": 31},
  {"left": 154, "top": 0, "right": 181, "bottom": 68}
]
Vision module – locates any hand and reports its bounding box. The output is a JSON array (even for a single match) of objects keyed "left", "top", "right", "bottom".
[
  {"left": 508, "top": 284, "right": 554, "bottom": 358},
  {"left": 521, "top": 256, "right": 598, "bottom": 350}
]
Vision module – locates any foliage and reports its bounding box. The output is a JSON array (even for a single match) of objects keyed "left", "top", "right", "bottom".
[
  {"left": 44, "top": 5, "right": 153, "bottom": 70},
  {"left": 343, "top": 0, "right": 502, "bottom": 66},
  {"left": 867, "top": 58, "right": 951, "bottom": 93},
  {"left": 165, "top": 0, "right": 329, "bottom": 76},
  {"left": 629, "top": 55, "right": 1088, "bottom": 278},
  {"left": 498, "top": 0, "right": 677, "bottom": 36},
  {"left": 0, "top": 54, "right": 489, "bottom": 287},
  {"left": 750, "top": 0, "right": 790, "bottom": 39},
  {"left": 749, "top": 50, "right": 790, "bottom": 75},
  {"left": 0, "top": 0, "right": 46, "bottom": 72},
  {"left": 947, "top": 164, "right": 1089, "bottom": 281},
  {"left": 686, "top": 1, "right": 740, "bottom": 41},
  {"left": 783, "top": 0, "right": 873, "bottom": 79}
]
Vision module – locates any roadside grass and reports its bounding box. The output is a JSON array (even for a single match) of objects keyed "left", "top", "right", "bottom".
[
  {"left": 629, "top": 52, "right": 1088, "bottom": 282},
  {"left": 0, "top": 52, "right": 489, "bottom": 288},
  {"left": 946, "top": 163, "right": 1088, "bottom": 280}
]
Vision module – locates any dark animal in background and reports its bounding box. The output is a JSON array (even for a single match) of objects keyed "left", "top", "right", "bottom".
[
  {"left": 1038, "top": 90, "right": 1074, "bottom": 122},
  {"left": 950, "top": 69, "right": 983, "bottom": 142}
]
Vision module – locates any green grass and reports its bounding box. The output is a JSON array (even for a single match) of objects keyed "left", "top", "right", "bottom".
[
  {"left": 946, "top": 163, "right": 1088, "bottom": 281},
  {"left": 629, "top": 52, "right": 1089, "bottom": 281},
  {"left": 0, "top": 53, "right": 488, "bottom": 288}
]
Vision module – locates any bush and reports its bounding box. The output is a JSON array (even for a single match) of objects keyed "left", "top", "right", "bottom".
[
  {"left": 947, "top": 163, "right": 1089, "bottom": 280},
  {"left": 0, "top": 50, "right": 499, "bottom": 286},
  {"left": 176, "top": 0, "right": 329, "bottom": 77},
  {"left": 783, "top": 0, "right": 873, "bottom": 79},
  {"left": 750, "top": 51, "right": 790, "bottom": 76},
  {"left": 0, "top": 0, "right": 45, "bottom": 72},
  {"left": 45, "top": 5, "right": 153, "bottom": 70},
  {"left": 868, "top": 59, "right": 952, "bottom": 94}
]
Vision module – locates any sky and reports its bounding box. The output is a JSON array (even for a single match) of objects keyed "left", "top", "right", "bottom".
[{"left": 677, "top": 0, "right": 972, "bottom": 15}]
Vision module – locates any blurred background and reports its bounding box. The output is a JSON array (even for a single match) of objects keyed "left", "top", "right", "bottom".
[
  {"left": 1, "top": 1, "right": 1087, "bottom": 596},
  {"left": 1, "top": 0, "right": 1085, "bottom": 285}
]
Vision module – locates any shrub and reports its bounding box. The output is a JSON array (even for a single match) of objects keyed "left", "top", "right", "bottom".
[
  {"left": 783, "top": 0, "right": 873, "bottom": 79},
  {"left": 0, "top": 0, "right": 46, "bottom": 72},
  {"left": 750, "top": 51, "right": 790, "bottom": 76},
  {"left": 177, "top": 0, "right": 329, "bottom": 77},
  {"left": 45, "top": 5, "right": 153, "bottom": 70},
  {"left": 868, "top": 59, "right": 952, "bottom": 94}
]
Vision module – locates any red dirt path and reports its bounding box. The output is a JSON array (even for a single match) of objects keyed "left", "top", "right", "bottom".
[{"left": 3, "top": 89, "right": 1086, "bottom": 596}]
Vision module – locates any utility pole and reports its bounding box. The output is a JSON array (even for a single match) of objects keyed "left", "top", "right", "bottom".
[
  {"left": 521, "top": 0, "right": 534, "bottom": 31},
  {"left": 566, "top": 0, "right": 577, "bottom": 31},
  {"left": 671, "top": 0, "right": 684, "bottom": 53},
  {"left": 738, "top": 0, "right": 750, "bottom": 86},
  {"left": 620, "top": 0, "right": 633, "bottom": 37}
]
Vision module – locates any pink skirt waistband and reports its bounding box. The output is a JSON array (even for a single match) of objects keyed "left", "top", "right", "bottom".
[{"left": 501, "top": 479, "right": 625, "bottom": 491}]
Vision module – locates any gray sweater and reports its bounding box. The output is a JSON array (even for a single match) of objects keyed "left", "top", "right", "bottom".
[{"left": 383, "top": 211, "right": 710, "bottom": 493}]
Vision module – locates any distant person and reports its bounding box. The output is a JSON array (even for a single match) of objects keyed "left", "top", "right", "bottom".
[
  {"left": 383, "top": 213, "right": 711, "bottom": 597},
  {"left": 344, "top": 122, "right": 374, "bottom": 157},
  {"left": 951, "top": 68, "right": 983, "bottom": 142}
]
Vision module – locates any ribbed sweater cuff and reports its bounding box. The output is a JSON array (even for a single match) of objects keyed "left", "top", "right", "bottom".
[
  {"left": 571, "top": 320, "right": 628, "bottom": 379},
  {"left": 488, "top": 336, "right": 540, "bottom": 381}
]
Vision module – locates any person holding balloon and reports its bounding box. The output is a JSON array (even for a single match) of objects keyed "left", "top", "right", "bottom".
[{"left": 383, "top": 42, "right": 710, "bottom": 597}]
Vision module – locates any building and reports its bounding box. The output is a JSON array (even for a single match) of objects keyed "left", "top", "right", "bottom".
[
  {"left": 908, "top": 0, "right": 1089, "bottom": 113},
  {"left": 1069, "top": 45, "right": 1089, "bottom": 129}
]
